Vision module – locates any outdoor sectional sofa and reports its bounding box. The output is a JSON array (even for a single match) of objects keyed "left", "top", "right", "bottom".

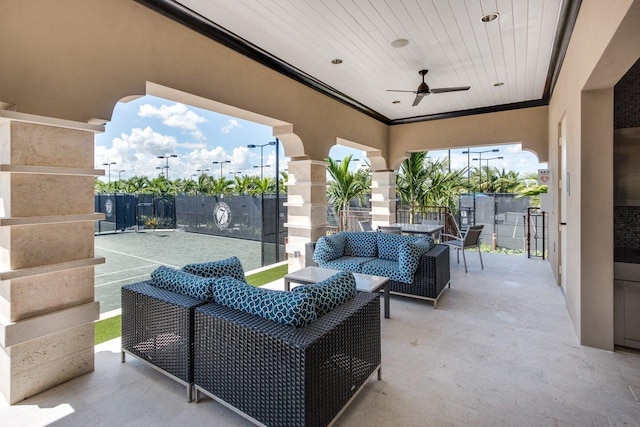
[
  {"left": 310, "top": 231, "right": 451, "bottom": 308},
  {"left": 121, "top": 257, "right": 381, "bottom": 427}
]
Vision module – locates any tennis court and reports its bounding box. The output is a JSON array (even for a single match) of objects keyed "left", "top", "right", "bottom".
[{"left": 95, "top": 230, "right": 263, "bottom": 313}]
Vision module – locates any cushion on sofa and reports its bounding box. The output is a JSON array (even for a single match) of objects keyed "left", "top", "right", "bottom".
[
  {"left": 360, "top": 258, "right": 414, "bottom": 284},
  {"left": 181, "top": 256, "right": 246, "bottom": 282},
  {"left": 376, "top": 233, "right": 413, "bottom": 261},
  {"left": 313, "top": 233, "right": 346, "bottom": 264},
  {"left": 343, "top": 231, "right": 378, "bottom": 257},
  {"left": 398, "top": 237, "right": 434, "bottom": 276},
  {"left": 151, "top": 265, "right": 215, "bottom": 300},
  {"left": 292, "top": 271, "right": 357, "bottom": 316},
  {"left": 320, "top": 256, "right": 375, "bottom": 272},
  {"left": 212, "top": 276, "right": 317, "bottom": 328}
]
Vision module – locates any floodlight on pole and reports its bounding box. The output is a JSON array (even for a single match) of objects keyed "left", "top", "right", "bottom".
[
  {"left": 196, "top": 168, "right": 209, "bottom": 176},
  {"left": 102, "top": 161, "right": 116, "bottom": 184},
  {"left": 462, "top": 148, "right": 499, "bottom": 192},
  {"left": 212, "top": 160, "right": 231, "bottom": 178},
  {"left": 118, "top": 170, "right": 125, "bottom": 181},
  {"left": 157, "top": 154, "right": 177, "bottom": 179},
  {"left": 247, "top": 141, "right": 276, "bottom": 180}
]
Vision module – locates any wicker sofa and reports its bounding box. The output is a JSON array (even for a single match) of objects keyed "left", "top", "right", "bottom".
[
  {"left": 193, "top": 291, "right": 381, "bottom": 427},
  {"left": 308, "top": 231, "right": 451, "bottom": 308}
]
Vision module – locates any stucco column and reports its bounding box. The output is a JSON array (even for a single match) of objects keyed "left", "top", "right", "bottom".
[
  {"left": 370, "top": 171, "right": 397, "bottom": 228},
  {"left": 0, "top": 111, "right": 105, "bottom": 404},
  {"left": 284, "top": 159, "right": 327, "bottom": 271}
]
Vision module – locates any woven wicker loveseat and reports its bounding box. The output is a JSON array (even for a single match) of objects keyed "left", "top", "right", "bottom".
[{"left": 308, "top": 231, "right": 451, "bottom": 308}]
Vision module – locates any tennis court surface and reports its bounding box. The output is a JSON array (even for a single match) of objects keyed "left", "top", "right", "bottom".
[{"left": 95, "top": 230, "right": 262, "bottom": 313}]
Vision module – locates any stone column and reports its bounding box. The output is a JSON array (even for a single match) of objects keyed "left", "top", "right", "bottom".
[
  {"left": 371, "top": 171, "right": 397, "bottom": 227},
  {"left": 0, "top": 111, "right": 105, "bottom": 404},
  {"left": 284, "top": 159, "right": 327, "bottom": 271}
]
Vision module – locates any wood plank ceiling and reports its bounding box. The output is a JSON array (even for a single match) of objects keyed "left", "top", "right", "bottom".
[{"left": 160, "top": 0, "right": 573, "bottom": 123}]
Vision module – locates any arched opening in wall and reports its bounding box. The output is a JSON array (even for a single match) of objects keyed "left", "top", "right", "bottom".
[
  {"left": 93, "top": 89, "right": 295, "bottom": 314},
  {"left": 396, "top": 143, "right": 547, "bottom": 254}
]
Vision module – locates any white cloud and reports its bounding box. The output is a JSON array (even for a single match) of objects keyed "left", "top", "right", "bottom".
[
  {"left": 112, "top": 126, "right": 177, "bottom": 156},
  {"left": 221, "top": 119, "right": 240, "bottom": 134},
  {"left": 138, "top": 102, "right": 207, "bottom": 131}
]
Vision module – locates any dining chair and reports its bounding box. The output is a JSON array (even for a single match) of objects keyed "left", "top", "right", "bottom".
[
  {"left": 358, "top": 220, "right": 373, "bottom": 232},
  {"left": 377, "top": 225, "right": 402, "bottom": 235},
  {"left": 441, "top": 225, "right": 484, "bottom": 273}
]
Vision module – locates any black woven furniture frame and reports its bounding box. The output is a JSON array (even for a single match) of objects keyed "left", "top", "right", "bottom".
[
  {"left": 193, "top": 292, "right": 381, "bottom": 427},
  {"left": 388, "top": 244, "right": 451, "bottom": 308},
  {"left": 121, "top": 281, "right": 206, "bottom": 401}
]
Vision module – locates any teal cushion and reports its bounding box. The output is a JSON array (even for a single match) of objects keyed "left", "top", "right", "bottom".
[
  {"left": 151, "top": 265, "right": 215, "bottom": 300},
  {"left": 292, "top": 271, "right": 357, "bottom": 316},
  {"left": 313, "top": 233, "right": 346, "bottom": 264},
  {"left": 181, "top": 256, "right": 246, "bottom": 282},
  {"left": 377, "top": 233, "right": 412, "bottom": 261},
  {"left": 212, "top": 276, "right": 317, "bottom": 328},
  {"left": 343, "top": 232, "right": 378, "bottom": 257}
]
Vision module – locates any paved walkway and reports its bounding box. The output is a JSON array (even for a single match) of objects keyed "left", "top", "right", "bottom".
[{"left": 95, "top": 230, "right": 263, "bottom": 313}]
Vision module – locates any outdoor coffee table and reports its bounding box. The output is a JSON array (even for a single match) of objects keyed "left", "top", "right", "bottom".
[{"left": 284, "top": 266, "right": 390, "bottom": 318}]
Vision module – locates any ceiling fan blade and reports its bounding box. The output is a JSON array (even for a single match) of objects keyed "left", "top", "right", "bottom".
[
  {"left": 386, "top": 89, "right": 417, "bottom": 93},
  {"left": 430, "top": 86, "right": 470, "bottom": 94},
  {"left": 412, "top": 94, "right": 425, "bottom": 107}
]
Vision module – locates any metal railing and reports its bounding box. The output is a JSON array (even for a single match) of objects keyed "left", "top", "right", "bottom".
[{"left": 338, "top": 208, "right": 372, "bottom": 231}]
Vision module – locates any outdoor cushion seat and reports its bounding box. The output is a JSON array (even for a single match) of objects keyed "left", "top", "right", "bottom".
[
  {"left": 321, "top": 255, "right": 376, "bottom": 272},
  {"left": 151, "top": 265, "right": 216, "bottom": 301},
  {"left": 181, "top": 255, "right": 246, "bottom": 282},
  {"left": 360, "top": 258, "right": 413, "bottom": 284},
  {"left": 312, "top": 231, "right": 451, "bottom": 308}
]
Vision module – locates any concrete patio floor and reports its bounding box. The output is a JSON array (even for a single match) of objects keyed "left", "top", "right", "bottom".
[{"left": 2, "top": 252, "right": 639, "bottom": 426}]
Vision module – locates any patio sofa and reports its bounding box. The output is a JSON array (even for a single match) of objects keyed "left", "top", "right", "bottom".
[
  {"left": 193, "top": 272, "right": 381, "bottom": 427},
  {"left": 309, "top": 231, "right": 451, "bottom": 307},
  {"left": 121, "top": 256, "right": 247, "bottom": 401}
]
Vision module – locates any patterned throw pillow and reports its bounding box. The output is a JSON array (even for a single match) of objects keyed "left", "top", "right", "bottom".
[
  {"left": 151, "top": 265, "right": 215, "bottom": 300},
  {"left": 398, "top": 237, "right": 435, "bottom": 276},
  {"left": 313, "top": 233, "right": 346, "bottom": 264},
  {"left": 377, "top": 233, "right": 412, "bottom": 261},
  {"left": 343, "top": 232, "right": 378, "bottom": 257},
  {"left": 213, "top": 276, "right": 317, "bottom": 328},
  {"left": 292, "top": 271, "right": 357, "bottom": 316},
  {"left": 181, "top": 256, "right": 246, "bottom": 282}
]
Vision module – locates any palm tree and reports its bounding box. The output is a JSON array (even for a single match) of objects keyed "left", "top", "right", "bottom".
[
  {"left": 396, "top": 152, "right": 429, "bottom": 223},
  {"left": 326, "top": 155, "right": 368, "bottom": 230}
]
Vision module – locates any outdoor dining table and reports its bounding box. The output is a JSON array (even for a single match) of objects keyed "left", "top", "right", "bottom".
[{"left": 389, "top": 223, "right": 444, "bottom": 238}]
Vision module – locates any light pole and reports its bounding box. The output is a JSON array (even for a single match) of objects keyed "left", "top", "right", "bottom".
[
  {"left": 253, "top": 164, "right": 271, "bottom": 176},
  {"left": 155, "top": 166, "right": 167, "bottom": 177},
  {"left": 212, "top": 160, "right": 230, "bottom": 178},
  {"left": 472, "top": 156, "right": 503, "bottom": 192},
  {"left": 102, "top": 161, "right": 116, "bottom": 184},
  {"left": 196, "top": 168, "right": 209, "bottom": 176},
  {"left": 118, "top": 169, "right": 125, "bottom": 181},
  {"left": 191, "top": 174, "right": 198, "bottom": 181},
  {"left": 247, "top": 141, "right": 276, "bottom": 180},
  {"left": 462, "top": 148, "right": 499, "bottom": 192},
  {"left": 157, "top": 154, "right": 177, "bottom": 179}
]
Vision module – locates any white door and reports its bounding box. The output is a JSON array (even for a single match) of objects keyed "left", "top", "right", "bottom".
[{"left": 559, "top": 117, "right": 567, "bottom": 292}]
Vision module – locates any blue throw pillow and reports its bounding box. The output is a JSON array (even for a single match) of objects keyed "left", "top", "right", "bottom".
[
  {"left": 377, "top": 233, "right": 411, "bottom": 261},
  {"left": 212, "top": 276, "right": 317, "bottom": 328},
  {"left": 151, "top": 265, "right": 214, "bottom": 300},
  {"left": 313, "top": 233, "right": 346, "bottom": 264},
  {"left": 292, "top": 271, "right": 357, "bottom": 316},
  {"left": 398, "top": 237, "right": 435, "bottom": 276},
  {"left": 343, "top": 232, "right": 378, "bottom": 257},
  {"left": 181, "top": 256, "right": 246, "bottom": 282}
]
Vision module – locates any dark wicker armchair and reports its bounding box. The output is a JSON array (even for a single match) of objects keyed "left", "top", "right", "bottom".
[
  {"left": 193, "top": 292, "right": 382, "bottom": 427},
  {"left": 121, "top": 281, "right": 207, "bottom": 401}
]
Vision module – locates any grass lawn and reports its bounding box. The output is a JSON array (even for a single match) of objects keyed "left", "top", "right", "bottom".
[{"left": 95, "top": 263, "right": 288, "bottom": 345}]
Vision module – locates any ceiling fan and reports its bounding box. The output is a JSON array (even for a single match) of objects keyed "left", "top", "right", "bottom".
[{"left": 387, "top": 69, "right": 470, "bottom": 106}]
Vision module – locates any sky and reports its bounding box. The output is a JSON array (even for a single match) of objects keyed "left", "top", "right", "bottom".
[{"left": 95, "top": 95, "right": 544, "bottom": 182}]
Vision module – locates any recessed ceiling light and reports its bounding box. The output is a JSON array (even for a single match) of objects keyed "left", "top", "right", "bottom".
[
  {"left": 481, "top": 12, "right": 499, "bottom": 23},
  {"left": 331, "top": 58, "right": 343, "bottom": 64},
  {"left": 391, "top": 38, "right": 409, "bottom": 48},
  {"left": 392, "top": 100, "right": 401, "bottom": 104},
  {"left": 493, "top": 82, "right": 504, "bottom": 87}
]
